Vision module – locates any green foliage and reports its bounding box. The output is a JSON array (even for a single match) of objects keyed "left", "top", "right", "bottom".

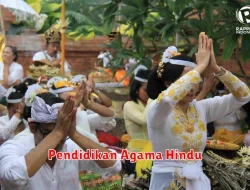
[
  {"left": 95, "top": 0, "right": 250, "bottom": 76},
  {"left": 40, "top": 3, "right": 61, "bottom": 13},
  {"left": 22, "top": 0, "right": 111, "bottom": 37},
  {"left": 12, "top": 0, "right": 250, "bottom": 77},
  {"left": 222, "top": 35, "right": 238, "bottom": 61}
]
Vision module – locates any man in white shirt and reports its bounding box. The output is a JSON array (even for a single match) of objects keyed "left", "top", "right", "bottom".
[
  {"left": 97, "top": 51, "right": 113, "bottom": 68},
  {"left": 0, "top": 92, "right": 121, "bottom": 190},
  {"left": 32, "top": 26, "right": 71, "bottom": 74}
]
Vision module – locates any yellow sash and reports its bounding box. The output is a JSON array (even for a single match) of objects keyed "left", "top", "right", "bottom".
[{"left": 130, "top": 139, "right": 153, "bottom": 178}]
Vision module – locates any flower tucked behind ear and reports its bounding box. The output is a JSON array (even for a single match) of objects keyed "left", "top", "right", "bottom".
[
  {"left": 25, "top": 84, "right": 43, "bottom": 106},
  {"left": 172, "top": 51, "right": 181, "bottom": 56},
  {"left": 27, "top": 92, "right": 36, "bottom": 104},
  {"left": 162, "top": 46, "right": 181, "bottom": 63}
]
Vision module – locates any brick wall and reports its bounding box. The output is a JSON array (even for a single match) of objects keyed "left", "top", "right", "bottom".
[
  {"left": 6, "top": 35, "right": 250, "bottom": 80},
  {"left": 2, "top": 6, "right": 250, "bottom": 80},
  {"left": 6, "top": 35, "right": 111, "bottom": 76},
  {"left": 1, "top": 6, "right": 15, "bottom": 31}
]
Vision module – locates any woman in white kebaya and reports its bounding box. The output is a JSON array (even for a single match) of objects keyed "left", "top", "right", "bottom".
[
  {"left": 212, "top": 82, "right": 247, "bottom": 145},
  {"left": 0, "top": 46, "right": 23, "bottom": 88},
  {"left": 0, "top": 83, "right": 28, "bottom": 145},
  {"left": 146, "top": 33, "right": 250, "bottom": 190}
]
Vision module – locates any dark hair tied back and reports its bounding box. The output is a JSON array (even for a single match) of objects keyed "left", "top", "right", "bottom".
[{"left": 147, "top": 55, "right": 195, "bottom": 100}]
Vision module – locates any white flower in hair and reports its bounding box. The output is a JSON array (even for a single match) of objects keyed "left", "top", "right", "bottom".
[
  {"left": 25, "top": 84, "right": 43, "bottom": 106},
  {"left": 129, "top": 58, "right": 137, "bottom": 65},
  {"left": 162, "top": 46, "right": 181, "bottom": 63}
]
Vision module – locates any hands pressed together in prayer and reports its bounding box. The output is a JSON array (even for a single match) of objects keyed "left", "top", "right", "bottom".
[
  {"left": 25, "top": 90, "right": 117, "bottom": 178},
  {"left": 86, "top": 74, "right": 113, "bottom": 107},
  {"left": 53, "top": 96, "right": 77, "bottom": 139},
  {"left": 55, "top": 81, "right": 90, "bottom": 140},
  {"left": 74, "top": 81, "right": 92, "bottom": 108},
  {"left": 195, "top": 32, "right": 222, "bottom": 76}
]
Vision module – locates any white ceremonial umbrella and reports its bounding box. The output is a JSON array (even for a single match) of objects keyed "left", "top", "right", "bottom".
[
  {"left": 0, "top": 0, "right": 39, "bottom": 16},
  {"left": 0, "top": 0, "right": 39, "bottom": 43}
]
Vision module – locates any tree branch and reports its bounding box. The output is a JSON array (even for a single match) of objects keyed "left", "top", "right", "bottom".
[
  {"left": 180, "top": 30, "right": 191, "bottom": 44},
  {"left": 198, "top": 13, "right": 202, "bottom": 20},
  {"left": 124, "top": 37, "right": 131, "bottom": 49},
  {"left": 235, "top": 41, "right": 250, "bottom": 86},
  {"left": 185, "top": 11, "right": 199, "bottom": 18}
]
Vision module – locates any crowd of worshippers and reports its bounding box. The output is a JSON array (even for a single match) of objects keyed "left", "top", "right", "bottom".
[{"left": 0, "top": 31, "right": 250, "bottom": 190}]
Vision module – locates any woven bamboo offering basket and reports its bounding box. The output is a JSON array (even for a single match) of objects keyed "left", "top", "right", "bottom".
[{"left": 206, "top": 140, "right": 240, "bottom": 151}]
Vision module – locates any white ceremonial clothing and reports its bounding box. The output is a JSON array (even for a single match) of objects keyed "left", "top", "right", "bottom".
[
  {"left": 33, "top": 51, "right": 71, "bottom": 74},
  {"left": 0, "top": 134, "right": 121, "bottom": 190},
  {"left": 147, "top": 70, "right": 250, "bottom": 190},
  {"left": 0, "top": 62, "right": 23, "bottom": 86},
  {"left": 0, "top": 115, "right": 29, "bottom": 145}
]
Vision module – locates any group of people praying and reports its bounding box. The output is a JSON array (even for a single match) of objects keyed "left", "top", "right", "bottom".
[{"left": 0, "top": 27, "right": 249, "bottom": 190}]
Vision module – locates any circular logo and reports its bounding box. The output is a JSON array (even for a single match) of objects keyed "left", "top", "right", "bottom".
[{"left": 236, "top": 5, "right": 250, "bottom": 24}]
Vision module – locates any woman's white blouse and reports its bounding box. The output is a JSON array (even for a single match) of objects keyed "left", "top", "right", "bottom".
[
  {"left": 0, "top": 62, "right": 24, "bottom": 85},
  {"left": 147, "top": 70, "right": 250, "bottom": 190}
]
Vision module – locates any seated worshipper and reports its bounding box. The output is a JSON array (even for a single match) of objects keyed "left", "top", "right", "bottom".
[
  {"left": 19, "top": 83, "right": 98, "bottom": 144},
  {"left": 8, "top": 82, "right": 108, "bottom": 165},
  {"left": 123, "top": 65, "right": 152, "bottom": 177},
  {"left": 146, "top": 33, "right": 250, "bottom": 190},
  {"left": 97, "top": 51, "right": 113, "bottom": 68},
  {"left": 51, "top": 83, "right": 121, "bottom": 189},
  {"left": 86, "top": 74, "right": 113, "bottom": 107},
  {"left": 212, "top": 82, "right": 247, "bottom": 145},
  {"left": 50, "top": 79, "right": 116, "bottom": 136},
  {"left": 10, "top": 83, "right": 48, "bottom": 140},
  {"left": 33, "top": 26, "right": 71, "bottom": 74},
  {"left": 0, "top": 46, "right": 24, "bottom": 106},
  {"left": 0, "top": 83, "right": 28, "bottom": 145},
  {"left": 0, "top": 93, "right": 121, "bottom": 190},
  {"left": 0, "top": 46, "right": 24, "bottom": 88},
  {"left": 123, "top": 65, "right": 151, "bottom": 153},
  {"left": 125, "top": 58, "right": 137, "bottom": 72}
]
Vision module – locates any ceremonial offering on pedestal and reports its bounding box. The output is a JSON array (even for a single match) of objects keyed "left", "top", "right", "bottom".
[
  {"left": 89, "top": 67, "right": 130, "bottom": 87},
  {"left": 27, "top": 62, "right": 71, "bottom": 80},
  {"left": 206, "top": 139, "right": 240, "bottom": 151},
  {"left": 27, "top": 64, "right": 59, "bottom": 79},
  {"left": 89, "top": 67, "right": 114, "bottom": 83}
]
